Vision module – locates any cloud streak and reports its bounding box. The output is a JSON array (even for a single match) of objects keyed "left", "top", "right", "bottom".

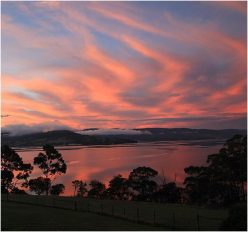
[{"left": 1, "top": 2, "right": 246, "bottom": 132}]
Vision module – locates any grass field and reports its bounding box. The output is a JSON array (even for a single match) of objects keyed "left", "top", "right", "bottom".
[
  {"left": 2, "top": 194, "right": 229, "bottom": 231},
  {"left": 2, "top": 201, "right": 164, "bottom": 231}
]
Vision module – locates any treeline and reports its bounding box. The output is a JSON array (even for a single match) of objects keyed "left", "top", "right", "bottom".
[{"left": 1, "top": 135, "right": 246, "bottom": 206}]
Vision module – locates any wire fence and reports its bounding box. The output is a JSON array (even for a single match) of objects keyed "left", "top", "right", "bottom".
[{"left": 2, "top": 194, "right": 226, "bottom": 230}]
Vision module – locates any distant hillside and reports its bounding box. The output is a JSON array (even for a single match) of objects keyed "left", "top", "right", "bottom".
[
  {"left": 2, "top": 128, "right": 246, "bottom": 147},
  {"left": 1, "top": 130, "right": 137, "bottom": 147},
  {"left": 133, "top": 128, "right": 247, "bottom": 141},
  {"left": 78, "top": 128, "right": 247, "bottom": 142}
]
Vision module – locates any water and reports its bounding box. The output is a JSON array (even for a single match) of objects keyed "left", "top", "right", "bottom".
[{"left": 18, "top": 140, "right": 223, "bottom": 196}]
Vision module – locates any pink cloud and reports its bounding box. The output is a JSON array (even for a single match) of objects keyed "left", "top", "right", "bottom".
[{"left": 1, "top": 2, "right": 246, "bottom": 130}]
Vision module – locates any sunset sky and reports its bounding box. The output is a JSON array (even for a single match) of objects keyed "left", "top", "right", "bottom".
[{"left": 2, "top": 1, "right": 247, "bottom": 133}]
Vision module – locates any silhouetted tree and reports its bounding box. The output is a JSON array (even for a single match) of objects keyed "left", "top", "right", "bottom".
[
  {"left": 184, "top": 166, "right": 210, "bottom": 204},
  {"left": 207, "top": 134, "right": 247, "bottom": 203},
  {"left": 28, "top": 177, "right": 51, "bottom": 195},
  {"left": 1, "top": 145, "right": 33, "bottom": 193},
  {"left": 184, "top": 135, "right": 247, "bottom": 205},
  {"left": 33, "top": 144, "right": 67, "bottom": 195},
  {"left": 107, "top": 174, "right": 130, "bottom": 200},
  {"left": 154, "top": 182, "right": 181, "bottom": 203},
  {"left": 88, "top": 180, "right": 106, "bottom": 199},
  {"left": 1, "top": 169, "right": 14, "bottom": 194},
  {"left": 72, "top": 180, "right": 87, "bottom": 197},
  {"left": 50, "top": 184, "right": 65, "bottom": 196},
  {"left": 11, "top": 187, "right": 27, "bottom": 195},
  {"left": 128, "top": 166, "right": 158, "bottom": 201},
  {"left": 72, "top": 180, "right": 80, "bottom": 197}
]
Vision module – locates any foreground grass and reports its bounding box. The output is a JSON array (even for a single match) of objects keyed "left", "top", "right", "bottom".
[
  {"left": 2, "top": 194, "right": 229, "bottom": 230},
  {"left": 2, "top": 201, "right": 164, "bottom": 231}
]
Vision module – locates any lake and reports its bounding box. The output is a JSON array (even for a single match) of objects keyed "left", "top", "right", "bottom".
[{"left": 18, "top": 140, "right": 223, "bottom": 196}]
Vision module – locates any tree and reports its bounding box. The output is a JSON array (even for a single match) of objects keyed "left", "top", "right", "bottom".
[
  {"left": 72, "top": 180, "right": 80, "bottom": 196},
  {"left": 11, "top": 187, "right": 27, "bottom": 195},
  {"left": 72, "top": 180, "right": 87, "bottom": 197},
  {"left": 88, "top": 180, "right": 106, "bottom": 199},
  {"left": 33, "top": 144, "right": 67, "bottom": 195},
  {"left": 1, "top": 169, "right": 14, "bottom": 193},
  {"left": 184, "top": 135, "right": 247, "bottom": 205},
  {"left": 1, "top": 145, "right": 33, "bottom": 193},
  {"left": 128, "top": 166, "right": 158, "bottom": 201},
  {"left": 154, "top": 182, "right": 181, "bottom": 203},
  {"left": 28, "top": 177, "right": 51, "bottom": 195},
  {"left": 107, "top": 175, "right": 130, "bottom": 200},
  {"left": 207, "top": 134, "right": 247, "bottom": 203},
  {"left": 50, "top": 184, "right": 65, "bottom": 196},
  {"left": 184, "top": 166, "right": 210, "bottom": 204}
]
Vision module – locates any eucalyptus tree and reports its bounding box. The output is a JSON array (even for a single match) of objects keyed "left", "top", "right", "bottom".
[
  {"left": 32, "top": 144, "right": 67, "bottom": 195},
  {"left": 184, "top": 134, "right": 247, "bottom": 205},
  {"left": 128, "top": 166, "right": 158, "bottom": 201},
  {"left": 107, "top": 174, "right": 130, "bottom": 200},
  {"left": 88, "top": 180, "right": 106, "bottom": 199},
  {"left": 72, "top": 180, "right": 87, "bottom": 197}
]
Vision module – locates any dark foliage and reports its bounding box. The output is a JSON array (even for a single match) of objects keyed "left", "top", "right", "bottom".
[
  {"left": 50, "top": 184, "right": 65, "bottom": 196},
  {"left": 106, "top": 175, "right": 130, "bottom": 200},
  {"left": 34, "top": 144, "right": 67, "bottom": 177},
  {"left": 88, "top": 180, "right": 106, "bottom": 199},
  {"left": 11, "top": 187, "right": 27, "bottom": 194},
  {"left": 1, "top": 145, "right": 33, "bottom": 193},
  {"left": 154, "top": 182, "right": 181, "bottom": 203},
  {"left": 28, "top": 177, "right": 51, "bottom": 195},
  {"left": 72, "top": 180, "right": 87, "bottom": 197},
  {"left": 33, "top": 144, "right": 67, "bottom": 195},
  {"left": 129, "top": 166, "right": 158, "bottom": 201},
  {"left": 184, "top": 135, "right": 247, "bottom": 205}
]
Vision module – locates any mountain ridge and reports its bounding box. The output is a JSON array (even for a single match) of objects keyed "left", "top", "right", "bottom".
[
  {"left": 1, "top": 130, "right": 137, "bottom": 147},
  {"left": 2, "top": 128, "right": 246, "bottom": 147}
]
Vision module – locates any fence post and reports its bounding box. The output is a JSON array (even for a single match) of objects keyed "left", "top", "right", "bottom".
[
  {"left": 6, "top": 193, "right": 9, "bottom": 202},
  {"left": 196, "top": 213, "right": 200, "bottom": 231},
  {"left": 111, "top": 205, "right": 114, "bottom": 216},
  {"left": 123, "top": 207, "right": 126, "bottom": 217},
  {"left": 137, "top": 207, "right": 140, "bottom": 223},
  {"left": 53, "top": 197, "right": 55, "bottom": 207},
  {"left": 87, "top": 202, "right": 90, "bottom": 212},
  {"left": 74, "top": 201, "right": 77, "bottom": 211},
  {"left": 173, "top": 212, "right": 176, "bottom": 230},
  {"left": 101, "top": 204, "right": 103, "bottom": 215},
  {"left": 153, "top": 209, "right": 156, "bottom": 225}
]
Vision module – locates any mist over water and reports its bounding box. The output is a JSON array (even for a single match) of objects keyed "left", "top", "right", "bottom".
[{"left": 19, "top": 141, "right": 222, "bottom": 196}]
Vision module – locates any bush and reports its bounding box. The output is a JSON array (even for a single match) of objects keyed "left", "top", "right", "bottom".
[
  {"left": 11, "top": 187, "right": 27, "bottom": 194},
  {"left": 220, "top": 203, "right": 247, "bottom": 231}
]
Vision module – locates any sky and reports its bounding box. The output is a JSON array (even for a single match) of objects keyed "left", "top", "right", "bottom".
[{"left": 1, "top": 1, "right": 247, "bottom": 134}]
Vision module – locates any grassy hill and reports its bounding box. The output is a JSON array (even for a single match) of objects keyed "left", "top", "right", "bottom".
[{"left": 2, "top": 194, "right": 228, "bottom": 231}]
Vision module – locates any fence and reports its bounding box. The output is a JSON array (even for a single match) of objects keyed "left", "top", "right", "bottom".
[{"left": 2, "top": 194, "right": 225, "bottom": 230}]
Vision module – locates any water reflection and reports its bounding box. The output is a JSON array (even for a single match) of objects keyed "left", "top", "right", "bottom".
[{"left": 18, "top": 141, "right": 222, "bottom": 196}]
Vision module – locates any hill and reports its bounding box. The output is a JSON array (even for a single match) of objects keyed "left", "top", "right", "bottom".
[
  {"left": 2, "top": 128, "right": 246, "bottom": 147},
  {"left": 78, "top": 128, "right": 247, "bottom": 142},
  {"left": 1, "top": 130, "right": 137, "bottom": 147}
]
